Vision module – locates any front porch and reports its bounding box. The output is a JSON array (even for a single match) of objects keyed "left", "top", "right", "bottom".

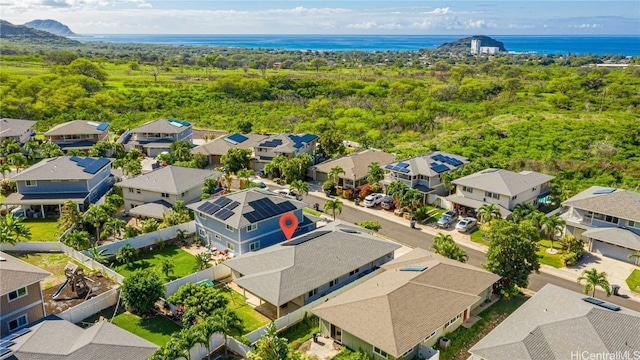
[{"left": 2, "top": 193, "right": 87, "bottom": 218}]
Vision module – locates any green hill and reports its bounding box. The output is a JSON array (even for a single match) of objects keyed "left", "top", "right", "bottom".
[
  {"left": 23, "top": 19, "right": 77, "bottom": 37},
  {"left": 438, "top": 35, "right": 507, "bottom": 52},
  {"left": 0, "top": 20, "right": 80, "bottom": 45}
]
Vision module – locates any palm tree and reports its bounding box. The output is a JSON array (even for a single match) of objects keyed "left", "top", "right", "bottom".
[
  {"left": 139, "top": 219, "right": 159, "bottom": 234},
  {"left": 0, "top": 213, "right": 32, "bottom": 245},
  {"left": 62, "top": 230, "right": 90, "bottom": 251},
  {"left": 511, "top": 203, "right": 536, "bottom": 223},
  {"left": 401, "top": 189, "right": 423, "bottom": 209},
  {"left": 526, "top": 211, "right": 547, "bottom": 232},
  {"left": 328, "top": 166, "right": 345, "bottom": 184},
  {"left": 236, "top": 168, "right": 255, "bottom": 188},
  {"left": 387, "top": 180, "right": 409, "bottom": 200},
  {"left": 577, "top": 268, "right": 611, "bottom": 298},
  {"left": 7, "top": 153, "right": 28, "bottom": 172},
  {"left": 628, "top": 251, "right": 640, "bottom": 264},
  {"left": 477, "top": 203, "right": 501, "bottom": 223},
  {"left": 289, "top": 180, "right": 309, "bottom": 200},
  {"left": 209, "top": 308, "right": 243, "bottom": 357},
  {"left": 542, "top": 215, "right": 566, "bottom": 251},
  {"left": 83, "top": 204, "right": 110, "bottom": 242},
  {"left": 323, "top": 199, "right": 343, "bottom": 220},
  {"left": 194, "top": 252, "right": 208, "bottom": 271},
  {"left": 437, "top": 239, "right": 469, "bottom": 263},
  {"left": 161, "top": 258, "right": 174, "bottom": 279},
  {"left": 102, "top": 218, "right": 126, "bottom": 240},
  {"left": 0, "top": 163, "right": 11, "bottom": 180},
  {"left": 172, "top": 328, "right": 200, "bottom": 360},
  {"left": 367, "top": 162, "right": 385, "bottom": 184},
  {"left": 87, "top": 243, "right": 113, "bottom": 263},
  {"left": 192, "top": 317, "right": 222, "bottom": 360}
]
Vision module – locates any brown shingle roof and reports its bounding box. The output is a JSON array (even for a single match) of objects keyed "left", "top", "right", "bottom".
[
  {"left": 562, "top": 186, "right": 640, "bottom": 222},
  {"left": 0, "top": 251, "right": 50, "bottom": 295},
  {"left": 311, "top": 149, "right": 396, "bottom": 180}
]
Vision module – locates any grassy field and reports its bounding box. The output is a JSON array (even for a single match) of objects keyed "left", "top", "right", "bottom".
[
  {"left": 24, "top": 218, "right": 60, "bottom": 242},
  {"left": 111, "top": 245, "right": 199, "bottom": 282},
  {"left": 280, "top": 316, "right": 319, "bottom": 349},
  {"left": 220, "top": 287, "right": 270, "bottom": 334},
  {"left": 9, "top": 252, "right": 90, "bottom": 290},
  {"left": 626, "top": 269, "right": 640, "bottom": 294},
  {"left": 536, "top": 239, "right": 564, "bottom": 268},
  {"left": 470, "top": 229, "right": 490, "bottom": 246}
]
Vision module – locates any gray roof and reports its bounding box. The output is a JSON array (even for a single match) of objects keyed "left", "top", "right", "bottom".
[
  {"left": 452, "top": 168, "right": 555, "bottom": 197},
  {"left": 582, "top": 227, "right": 640, "bottom": 251},
  {"left": 253, "top": 133, "right": 318, "bottom": 154},
  {"left": 224, "top": 221, "right": 400, "bottom": 306},
  {"left": 5, "top": 315, "right": 157, "bottom": 360},
  {"left": 11, "top": 156, "right": 111, "bottom": 181},
  {"left": 191, "top": 133, "right": 268, "bottom": 156},
  {"left": 562, "top": 186, "right": 640, "bottom": 222},
  {"left": 188, "top": 188, "right": 307, "bottom": 229},
  {"left": 388, "top": 151, "right": 468, "bottom": 177},
  {"left": 44, "top": 120, "right": 108, "bottom": 136},
  {"left": 469, "top": 284, "right": 640, "bottom": 360},
  {"left": 0, "top": 118, "right": 36, "bottom": 139},
  {"left": 116, "top": 166, "right": 221, "bottom": 195},
  {"left": 311, "top": 149, "right": 397, "bottom": 180},
  {"left": 130, "top": 119, "right": 191, "bottom": 134},
  {"left": 128, "top": 200, "right": 173, "bottom": 220},
  {"left": 0, "top": 252, "right": 50, "bottom": 296},
  {"left": 445, "top": 195, "right": 512, "bottom": 218},
  {"left": 312, "top": 248, "right": 500, "bottom": 358}
]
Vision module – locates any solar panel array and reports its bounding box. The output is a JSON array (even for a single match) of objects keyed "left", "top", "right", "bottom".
[
  {"left": 83, "top": 158, "right": 111, "bottom": 174},
  {"left": 96, "top": 122, "right": 109, "bottom": 131},
  {"left": 259, "top": 138, "right": 284, "bottom": 148},
  {"left": 431, "top": 154, "right": 464, "bottom": 167},
  {"left": 225, "top": 133, "right": 249, "bottom": 144},
  {"left": 0, "top": 328, "right": 31, "bottom": 357},
  {"left": 289, "top": 134, "right": 319, "bottom": 149},
  {"left": 430, "top": 162, "right": 450, "bottom": 173},
  {"left": 582, "top": 297, "right": 621, "bottom": 311},
  {"left": 385, "top": 161, "right": 411, "bottom": 173},
  {"left": 243, "top": 198, "right": 297, "bottom": 223},
  {"left": 282, "top": 230, "right": 330, "bottom": 246}
]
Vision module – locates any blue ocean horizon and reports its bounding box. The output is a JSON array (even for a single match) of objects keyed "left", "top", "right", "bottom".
[{"left": 74, "top": 34, "right": 640, "bottom": 56}]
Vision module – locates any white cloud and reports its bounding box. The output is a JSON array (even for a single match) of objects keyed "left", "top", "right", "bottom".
[
  {"left": 569, "top": 23, "right": 603, "bottom": 28},
  {"left": 422, "top": 7, "right": 451, "bottom": 15}
]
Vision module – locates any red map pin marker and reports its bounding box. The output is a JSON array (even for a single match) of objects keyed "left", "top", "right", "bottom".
[{"left": 279, "top": 213, "right": 298, "bottom": 240}]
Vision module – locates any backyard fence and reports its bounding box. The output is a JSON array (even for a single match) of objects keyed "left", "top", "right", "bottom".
[
  {"left": 57, "top": 287, "right": 120, "bottom": 324},
  {"left": 244, "top": 268, "right": 384, "bottom": 343},
  {"left": 164, "top": 264, "right": 232, "bottom": 298},
  {"left": 96, "top": 221, "right": 196, "bottom": 255},
  {"left": 0, "top": 241, "right": 63, "bottom": 252},
  {"left": 187, "top": 333, "right": 253, "bottom": 360}
]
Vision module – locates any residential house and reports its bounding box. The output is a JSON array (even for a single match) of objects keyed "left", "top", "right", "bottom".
[
  {"left": 44, "top": 120, "right": 109, "bottom": 151},
  {"left": 3, "top": 156, "right": 113, "bottom": 217},
  {"left": 252, "top": 133, "right": 318, "bottom": 172},
  {"left": 191, "top": 133, "right": 268, "bottom": 167},
  {"left": 188, "top": 188, "right": 316, "bottom": 256},
  {"left": 0, "top": 252, "right": 50, "bottom": 337},
  {"left": 309, "top": 149, "right": 396, "bottom": 188},
  {"left": 561, "top": 186, "right": 640, "bottom": 264},
  {"left": 0, "top": 315, "right": 157, "bottom": 359},
  {"left": 116, "top": 165, "right": 222, "bottom": 217},
  {"left": 312, "top": 248, "right": 500, "bottom": 360},
  {"left": 381, "top": 151, "right": 468, "bottom": 204},
  {"left": 123, "top": 119, "right": 193, "bottom": 157},
  {"left": 0, "top": 119, "right": 36, "bottom": 146},
  {"left": 224, "top": 221, "right": 400, "bottom": 318},
  {"left": 469, "top": 284, "right": 640, "bottom": 360},
  {"left": 446, "top": 168, "right": 555, "bottom": 218}
]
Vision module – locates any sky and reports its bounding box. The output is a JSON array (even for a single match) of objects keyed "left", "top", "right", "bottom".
[{"left": 1, "top": 0, "right": 639, "bottom": 35}]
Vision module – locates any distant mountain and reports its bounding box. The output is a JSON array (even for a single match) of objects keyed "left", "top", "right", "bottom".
[
  {"left": 23, "top": 19, "right": 77, "bottom": 37},
  {"left": 437, "top": 35, "right": 507, "bottom": 52},
  {"left": 0, "top": 20, "right": 80, "bottom": 45}
]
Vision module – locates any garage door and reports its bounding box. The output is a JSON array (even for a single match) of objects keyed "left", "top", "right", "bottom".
[{"left": 591, "top": 240, "right": 636, "bottom": 264}]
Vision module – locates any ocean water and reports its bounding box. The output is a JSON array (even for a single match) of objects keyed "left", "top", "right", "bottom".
[{"left": 74, "top": 34, "right": 640, "bottom": 56}]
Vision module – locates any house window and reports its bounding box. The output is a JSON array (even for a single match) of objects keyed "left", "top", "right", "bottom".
[
  {"left": 199, "top": 228, "right": 206, "bottom": 237},
  {"left": 7, "top": 315, "right": 28, "bottom": 331},
  {"left": 446, "top": 313, "right": 461, "bottom": 327},
  {"left": 25, "top": 180, "right": 37, "bottom": 187},
  {"left": 402, "top": 347, "right": 414, "bottom": 357},
  {"left": 629, "top": 221, "right": 640, "bottom": 229},
  {"left": 250, "top": 242, "right": 260, "bottom": 251},
  {"left": 349, "top": 268, "right": 360, "bottom": 276},
  {"left": 226, "top": 224, "right": 235, "bottom": 232},
  {"left": 8, "top": 287, "right": 28, "bottom": 301},
  {"left": 308, "top": 288, "right": 318, "bottom": 298},
  {"left": 373, "top": 347, "right": 388, "bottom": 359},
  {"left": 198, "top": 212, "right": 205, "bottom": 219},
  {"left": 247, "top": 223, "right": 258, "bottom": 232},
  {"left": 513, "top": 195, "right": 517, "bottom": 200},
  {"left": 329, "top": 278, "right": 339, "bottom": 287},
  {"left": 593, "top": 212, "right": 619, "bottom": 224},
  {"left": 462, "top": 186, "right": 472, "bottom": 193},
  {"left": 161, "top": 193, "right": 170, "bottom": 198},
  {"left": 136, "top": 189, "right": 141, "bottom": 194},
  {"left": 484, "top": 191, "right": 500, "bottom": 200},
  {"left": 129, "top": 188, "right": 134, "bottom": 193},
  {"left": 226, "top": 242, "right": 235, "bottom": 251},
  {"left": 215, "top": 234, "right": 221, "bottom": 241}
]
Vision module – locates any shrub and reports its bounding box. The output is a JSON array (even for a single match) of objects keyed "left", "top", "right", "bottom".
[
  {"left": 358, "top": 184, "right": 373, "bottom": 199},
  {"left": 322, "top": 181, "right": 335, "bottom": 194},
  {"left": 121, "top": 270, "right": 164, "bottom": 314},
  {"left": 342, "top": 188, "right": 354, "bottom": 200}
]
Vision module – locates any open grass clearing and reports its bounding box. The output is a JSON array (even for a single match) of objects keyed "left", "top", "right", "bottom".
[
  {"left": 470, "top": 229, "right": 490, "bottom": 246},
  {"left": 626, "top": 269, "right": 640, "bottom": 294},
  {"left": 536, "top": 239, "right": 564, "bottom": 268},
  {"left": 280, "top": 316, "right": 319, "bottom": 350},
  {"left": 24, "top": 218, "right": 60, "bottom": 241},
  {"left": 110, "top": 245, "right": 200, "bottom": 282},
  {"left": 7, "top": 252, "right": 90, "bottom": 290},
  {"left": 220, "top": 287, "right": 270, "bottom": 334}
]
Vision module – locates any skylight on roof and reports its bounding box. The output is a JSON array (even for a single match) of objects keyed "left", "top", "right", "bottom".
[
  {"left": 399, "top": 265, "right": 427, "bottom": 272},
  {"left": 593, "top": 188, "right": 616, "bottom": 195}
]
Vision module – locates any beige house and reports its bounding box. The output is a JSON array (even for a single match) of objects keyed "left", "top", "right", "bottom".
[
  {"left": 191, "top": 133, "right": 268, "bottom": 167},
  {"left": 312, "top": 248, "right": 499, "bottom": 360},
  {"left": 310, "top": 149, "right": 396, "bottom": 188},
  {"left": 0, "top": 252, "right": 50, "bottom": 337},
  {"left": 252, "top": 133, "right": 318, "bottom": 171},
  {"left": 44, "top": 120, "right": 110, "bottom": 151},
  {"left": 0, "top": 118, "right": 36, "bottom": 145},
  {"left": 447, "top": 168, "right": 555, "bottom": 218}
]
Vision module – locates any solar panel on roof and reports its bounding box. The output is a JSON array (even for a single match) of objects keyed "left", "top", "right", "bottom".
[
  {"left": 197, "top": 202, "right": 214, "bottom": 213},
  {"left": 226, "top": 201, "right": 240, "bottom": 210},
  {"left": 209, "top": 203, "right": 222, "bottom": 214},
  {"left": 243, "top": 212, "right": 258, "bottom": 223},
  {"left": 0, "top": 341, "right": 14, "bottom": 348},
  {"left": 399, "top": 167, "right": 410, "bottom": 173},
  {"left": 582, "top": 297, "right": 620, "bottom": 311},
  {"left": 227, "top": 133, "right": 248, "bottom": 144},
  {"left": 96, "top": 122, "right": 109, "bottom": 131},
  {"left": 385, "top": 164, "right": 395, "bottom": 170},
  {"left": 282, "top": 230, "right": 330, "bottom": 246},
  {"left": 213, "top": 197, "right": 232, "bottom": 207},
  {"left": 593, "top": 188, "right": 616, "bottom": 194},
  {"left": 397, "top": 162, "right": 409, "bottom": 168},
  {"left": 69, "top": 156, "right": 82, "bottom": 162},
  {"left": 215, "top": 209, "right": 234, "bottom": 220},
  {"left": 77, "top": 157, "right": 94, "bottom": 167},
  {"left": 400, "top": 265, "right": 428, "bottom": 271},
  {"left": 83, "top": 158, "right": 110, "bottom": 174},
  {"left": 4, "top": 328, "right": 30, "bottom": 340},
  {"left": 0, "top": 348, "right": 11, "bottom": 357}
]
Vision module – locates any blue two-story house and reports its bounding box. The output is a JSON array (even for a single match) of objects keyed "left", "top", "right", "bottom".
[
  {"left": 4, "top": 156, "right": 113, "bottom": 218},
  {"left": 561, "top": 186, "right": 640, "bottom": 265},
  {"left": 123, "top": 119, "right": 193, "bottom": 157},
  {"left": 188, "top": 188, "right": 317, "bottom": 256}
]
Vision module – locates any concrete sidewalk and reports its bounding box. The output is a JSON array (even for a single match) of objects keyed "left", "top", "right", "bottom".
[{"left": 302, "top": 186, "right": 640, "bottom": 304}]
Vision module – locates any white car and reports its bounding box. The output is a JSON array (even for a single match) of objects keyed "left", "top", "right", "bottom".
[
  {"left": 455, "top": 217, "right": 478, "bottom": 233},
  {"left": 273, "top": 188, "right": 299, "bottom": 199},
  {"left": 363, "top": 193, "right": 384, "bottom": 207}
]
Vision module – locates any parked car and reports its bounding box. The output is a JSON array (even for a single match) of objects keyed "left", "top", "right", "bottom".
[
  {"left": 437, "top": 210, "right": 459, "bottom": 228},
  {"left": 455, "top": 217, "right": 478, "bottom": 233},
  {"left": 273, "top": 188, "right": 299, "bottom": 199},
  {"left": 380, "top": 196, "right": 394, "bottom": 210},
  {"left": 363, "top": 193, "right": 384, "bottom": 207},
  {"left": 250, "top": 179, "right": 268, "bottom": 189}
]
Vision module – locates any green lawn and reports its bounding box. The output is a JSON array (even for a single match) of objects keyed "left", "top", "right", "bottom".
[
  {"left": 437, "top": 296, "right": 529, "bottom": 360},
  {"left": 220, "top": 287, "right": 270, "bottom": 334},
  {"left": 80, "top": 306, "right": 180, "bottom": 346},
  {"left": 111, "top": 245, "right": 199, "bottom": 282},
  {"left": 303, "top": 207, "right": 321, "bottom": 216},
  {"left": 536, "top": 239, "right": 564, "bottom": 268},
  {"left": 626, "top": 269, "right": 640, "bottom": 294},
  {"left": 280, "top": 316, "right": 319, "bottom": 349},
  {"left": 470, "top": 229, "right": 490, "bottom": 246},
  {"left": 422, "top": 208, "right": 447, "bottom": 224},
  {"left": 8, "top": 252, "right": 90, "bottom": 290},
  {"left": 0, "top": 195, "right": 5, "bottom": 203},
  {"left": 24, "top": 218, "right": 60, "bottom": 242}
]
